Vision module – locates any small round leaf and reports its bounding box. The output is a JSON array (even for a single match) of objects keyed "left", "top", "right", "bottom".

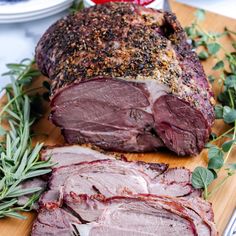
[{"left": 191, "top": 167, "right": 214, "bottom": 189}]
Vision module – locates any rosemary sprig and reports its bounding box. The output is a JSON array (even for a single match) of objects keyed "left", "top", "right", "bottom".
[
  {"left": 0, "top": 59, "right": 54, "bottom": 219},
  {"left": 187, "top": 10, "right": 236, "bottom": 199}
]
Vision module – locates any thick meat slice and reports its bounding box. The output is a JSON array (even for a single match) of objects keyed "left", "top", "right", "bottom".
[
  {"left": 64, "top": 195, "right": 217, "bottom": 236},
  {"left": 39, "top": 146, "right": 199, "bottom": 206},
  {"left": 41, "top": 145, "right": 198, "bottom": 202},
  {"left": 51, "top": 79, "right": 165, "bottom": 152},
  {"left": 48, "top": 160, "right": 198, "bottom": 199},
  {"left": 32, "top": 195, "right": 217, "bottom": 236},
  {"left": 36, "top": 2, "right": 215, "bottom": 156}
]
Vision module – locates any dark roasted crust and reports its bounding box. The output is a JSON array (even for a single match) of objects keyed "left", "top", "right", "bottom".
[
  {"left": 36, "top": 2, "right": 214, "bottom": 126},
  {"left": 36, "top": 4, "right": 167, "bottom": 86}
]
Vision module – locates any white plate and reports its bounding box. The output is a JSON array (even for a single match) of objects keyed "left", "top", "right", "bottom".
[
  {"left": 0, "top": 0, "right": 73, "bottom": 14},
  {"left": 0, "top": 3, "right": 71, "bottom": 23},
  {"left": 0, "top": 1, "right": 71, "bottom": 19},
  {"left": 0, "top": 0, "right": 73, "bottom": 23}
]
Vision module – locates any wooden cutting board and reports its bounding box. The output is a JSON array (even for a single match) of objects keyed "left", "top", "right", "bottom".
[{"left": 0, "top": 1, "right": 236, "bottom": 235}]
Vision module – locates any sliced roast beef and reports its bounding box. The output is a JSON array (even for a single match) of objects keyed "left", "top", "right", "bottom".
[
  {"left": 31, "top": 146, "right": 217, "bottom": 235},
  {"left": 48, "top": 160, "right": 198, "bottom": 199},
  {"left": 39, "top": 146, "right": 199, "bottom": 202},
  {"left": 34, "top": 194, "right": 217, "bottom": 236},
  {"left": 31, "top": 207, "right": 80, "bottom": 236},
  {"left": 35, "top": 2, "right": 215, "bottom": 156},
  {"left": 17, "top": 178, "right": 47, "bottom": 208},
  {"left": 41, "top": 145, "right": 116, "bottom": 167}
]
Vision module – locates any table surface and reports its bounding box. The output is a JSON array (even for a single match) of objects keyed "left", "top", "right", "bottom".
[{"left": 0, "top": 1, "right": 236, "bottom": 235}]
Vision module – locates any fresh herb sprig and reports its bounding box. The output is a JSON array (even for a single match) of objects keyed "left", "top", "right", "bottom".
[
  {"left": 186, "top": 10, "right": 236, "bottom": 199},
  {"left": 0, "top": 59, "right": 54, "bottom": 219},
  {"left": 70, "top": 0, "right": 84, "bottom": 13}
]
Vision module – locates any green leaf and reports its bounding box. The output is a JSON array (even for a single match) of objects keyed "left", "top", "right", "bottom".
[
  {"left": 208, "top": 155, "right": 224, "bottom": 169},
  {"left": 208, "top": 146, "right": 224, "bottom": 160},
  {"left": 0, "top": 127, "right": 6, "bottom": 136},
  {"left": 23, "top": 169, "right": 52, "bottom": 180},
  {"left": 228, "top": 163, "right": 236, "bottom": 170},
  {"left": 26, "top": 143, "right": 43, "bottom": 168},
  {"left": 214, "top": 104, "right": 223, "bottom": 119},
  {"left": 218, "top": 91, "right": 230, "bottom": 106},
  {"left": 208, "top": 75, "right": 216, "bottom": 83},
  {"left": 205, "top": 143, "right": 217, "bottom": 148},
  {"left": 0, "top": 199, "right": 17, "bottom": 211},
  {"left": 17, "top": 77, "right": 32, "bottom": 86},
  {"left": 232, "top": 42, "right": 236, "bottom": 50},
  {"left": 207, "top": 43, "right": 221, "bottom": 55},
  {"left": 212, "top": 60, "right": 224, "bottom": 70},
  {"left": 224, "top": 75, "right": 236, "bottom": 89},
  {"left": 209, "top": 132, "right": 217, "bottom": 141},
  {"left": 70, "top": 0, "right": 84, "bottom": 13},
  {"left": 222, "top": 140, "right": 235, "bottom": 152},
  {"left": 194, "top": 9, "right": 205, "bottom": 22},
  {"left": 209, "top": 169, "right": 218, "bottom": 179},
  {"left": 6, "top": 187, "right": 42, "bottom": 198},
  {"left": 184, "top": 26, "right": 192, "bottom": 36},
  {"left": 198, "top": 51, "right": 209, "bottom": 60},
  {"left": 31, "top": 161, "right": 55, "bottom": 170},
  {"left": 3, "top": 212, "right": 27, "bottom": 220},
  {"left": 13, "top": 150, "right": 29, "bottom": 179},
  {"left": 223, "top": 106, "right": 236, "bottom": 124},
  {"left": 191, "top": 167, "right": 214, "bottom": 189}
]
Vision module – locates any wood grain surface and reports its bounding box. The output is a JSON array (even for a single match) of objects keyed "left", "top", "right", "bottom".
[{"left": 0, "top": 1, "right": 235, "bottom": 235}]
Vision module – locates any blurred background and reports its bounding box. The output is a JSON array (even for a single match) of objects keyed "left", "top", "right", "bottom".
[{"left": 0, "top": 0, "right": 235, "bottom": 90}]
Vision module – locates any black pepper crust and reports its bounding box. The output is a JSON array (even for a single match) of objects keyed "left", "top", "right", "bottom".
[{"left": 35, "top": 2, "right": 214, "bottom": 124}]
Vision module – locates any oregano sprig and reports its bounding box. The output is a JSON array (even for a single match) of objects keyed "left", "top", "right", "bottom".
[{"left": 187, "top": 10, "right": 236, "bottom": 199}]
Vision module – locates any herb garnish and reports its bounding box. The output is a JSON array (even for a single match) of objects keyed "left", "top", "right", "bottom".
[
  {"left": 0, "top": 59, "right": 54, "bottom": 219},
  {"left": 70, "top": 0, "right": 84, "bottom": 13},
  {"left": 186, "top": 10, "right": 236, "bottom": 199}
]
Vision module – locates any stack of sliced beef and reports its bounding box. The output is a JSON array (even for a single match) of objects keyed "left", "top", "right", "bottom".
[
  {"left": 35, "top": 2, "right": 215, "bottom": 156},
  {"left": 31, "top": 146, "right": 217, "bottom": 236}
]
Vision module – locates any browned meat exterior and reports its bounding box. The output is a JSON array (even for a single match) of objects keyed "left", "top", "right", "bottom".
[
  {"left": 32, "top": 194, "right": 217, "bottom": 236},
  {"left": 36, "top": 2, "right": 214, "bottom": 155}
]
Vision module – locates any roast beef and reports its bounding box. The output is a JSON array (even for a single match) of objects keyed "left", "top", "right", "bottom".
[
  {"left": 32, "top": 194, "right": 217, "bottom": 236},
  {"left": 31, "top": 207, "right": 80, "bottom": 236},
  {"left": 30, "top": 145, "right": 217, "bottom": 235},
  {"left": 41, "top": 145, "right": 116, "bottom": 167},
  {"left": 40, "top": 146, "right": 200, "bottom": 201},
  {"left": 67, "top": 195, "right": 217, "bottom": 236},
  {"left": 35, "top": 2, "right": 215, "bottom": 156}
]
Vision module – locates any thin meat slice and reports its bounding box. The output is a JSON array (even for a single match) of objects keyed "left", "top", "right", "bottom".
[{"left": 41, "top": 145, "right": 116, "bottom": 167}]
